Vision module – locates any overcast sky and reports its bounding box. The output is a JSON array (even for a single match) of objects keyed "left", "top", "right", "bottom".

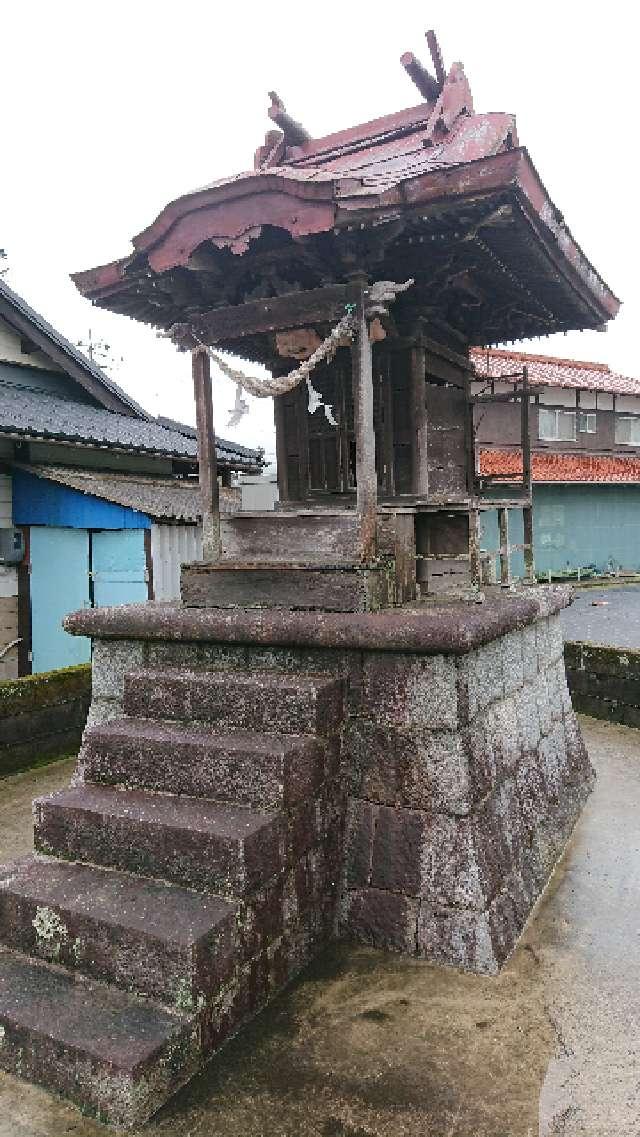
[{"left": 1, "top": 1, "right": 636, "bottom": 462}]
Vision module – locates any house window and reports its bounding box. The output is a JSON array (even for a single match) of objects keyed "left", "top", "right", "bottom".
[
  {"left": 615, "top": 416, "right": 640, "bottom": 446},
  {"left": 539, "top": 407, "right": 576, "bottom": 442},
  {"left": 578, "top": 411, "right": 596, "bottom": 434}
]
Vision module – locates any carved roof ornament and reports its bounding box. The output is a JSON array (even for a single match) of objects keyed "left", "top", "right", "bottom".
[{"left": 364, "top": 279, "right": 415, "bottom": 319}]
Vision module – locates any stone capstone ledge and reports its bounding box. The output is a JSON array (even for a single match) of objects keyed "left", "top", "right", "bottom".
[{"left": 63, "top": 586, "right": 572, "bottom": 656}]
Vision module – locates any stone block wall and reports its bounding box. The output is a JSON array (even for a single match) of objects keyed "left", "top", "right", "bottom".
[
  {"left": 84, "top": 606, "right": 591, "bottom": 977},
  {"left": 0, "top": 664, "right": 91, "bottom": 776},
  {"left": 565, "top": 640, "right": 640, "bottom": 726},
  {"left": 342, "top": 615, "right": 593, "bottom": 973}
]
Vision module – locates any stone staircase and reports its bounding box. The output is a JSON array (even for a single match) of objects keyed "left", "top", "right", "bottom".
[{"left": 0, "top": 665, "right": 346, "bottom": 1127}]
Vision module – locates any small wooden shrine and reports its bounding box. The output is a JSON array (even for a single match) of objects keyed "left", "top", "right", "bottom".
[
  {"left": 0, "top": 32, "right": 617, "bottom": 1131},
  {"left": 73, "top": 32, "right": 618, "bottom": 608}
]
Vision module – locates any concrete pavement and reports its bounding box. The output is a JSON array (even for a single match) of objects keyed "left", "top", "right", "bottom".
[{"left": 0, "top": 718, "right": 637, "bottom": 1136}]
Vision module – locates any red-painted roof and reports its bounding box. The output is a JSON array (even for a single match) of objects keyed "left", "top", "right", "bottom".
[
  {"left": 72, "top": 52, "right": 619, "bottom": 340},
  {"left": 480, "top": 449, "right": 640, "bottom": 483},
  {"left": 471, "top": 347, "right": 640, "bottom": 396}
]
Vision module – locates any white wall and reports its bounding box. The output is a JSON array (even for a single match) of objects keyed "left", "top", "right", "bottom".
[
  {"left": 241, "top": 479, "right": 279, "bottom": 511},
  {"left": 0, "top": 316, "right": 60, "bottom": 372},
  {"left": 151, "top": 523, "right": 202, "bottom": 601},
  {"left": 539, "top": 386, "right": 577, "bottom": 407},
  {"left": 615, "top": 395, "right": 640, "bottom": 414}
]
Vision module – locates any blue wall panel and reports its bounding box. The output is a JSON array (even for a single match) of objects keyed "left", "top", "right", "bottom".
[
  {"left": 480, "top": 486, "right": 640, "bottom": 577},
  {"left": 30, "top": 527, "right": 91, "bottom": 673},
  {"left": 479, "top": 509, "right": 525, "bottom": 580},
  {"left": 92, "top": 529, "right": 148, "bottom": 606},
  {"left": 13, "top": 469, "right": 151, "bottom": 530},
  {"left": 533, "top": 485, "right": 640, "bottom": 573}
]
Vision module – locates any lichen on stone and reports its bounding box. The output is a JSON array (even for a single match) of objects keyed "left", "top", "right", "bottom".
[
  {"left": 174, "top": 978, "right": 195, "bottom": 1012},
  {"left": 32, "top": 905, "right": 69, "bottom": 960}
]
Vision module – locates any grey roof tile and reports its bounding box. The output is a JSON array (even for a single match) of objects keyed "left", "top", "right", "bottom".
[{"left": 0, "top": 384, "right": 260, "bottom": 468}]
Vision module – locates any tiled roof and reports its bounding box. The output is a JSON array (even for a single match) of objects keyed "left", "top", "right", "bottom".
[
  {"left": 0, "top": 383, "right": 261, "bottom": 469},
  {"left": 18, "top": 465, "right": 238, "bottom": 521},
  {"left": 155, "top": 416, "right": 260, "bottom": 462},
  {"left": 471, "top": 348, "right": 640, "bottom": 396},
  {"left": 480, "top": 449, "right": 640, "bottom": 483}
]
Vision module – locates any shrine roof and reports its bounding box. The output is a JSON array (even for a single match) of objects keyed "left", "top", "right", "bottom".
[{"left": 72, "top": 40, "right": 620, "bottom": 351}]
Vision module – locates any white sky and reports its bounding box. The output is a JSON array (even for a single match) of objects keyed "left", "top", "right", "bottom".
[{"left": 1, "top": 0, "right": 637, "bottom": 463}]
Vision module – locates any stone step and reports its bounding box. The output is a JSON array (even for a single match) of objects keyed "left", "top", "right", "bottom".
[
  {"left": 181, "top": 560, "right": 394, "bottom": 611},
  {"left": 0, "top": 857, "right": 237, "bottom": 1010},
  {"left": 0, "top": 948, "right": 199, "bottom": 1128},
  {"left": 81, "top": 718, "right": 329, "bottom": 809},
  {"left": 122, "top": 667, "right": 345, "bottom": 736},
  {"left": 33, "top": 786, "right": 282, "bottom": 897}
]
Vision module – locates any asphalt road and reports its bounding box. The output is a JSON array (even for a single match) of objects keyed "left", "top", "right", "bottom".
[{"left": 560, "top": 583, "right": 640, "bottom": 649}]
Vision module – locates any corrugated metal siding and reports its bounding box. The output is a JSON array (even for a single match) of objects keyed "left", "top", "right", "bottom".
[
  {"left": 0, "top": 474, "right": 18, "bottom": 675},
  {"left": 151, "top": 523, "right": 202, "bottom": 601}
]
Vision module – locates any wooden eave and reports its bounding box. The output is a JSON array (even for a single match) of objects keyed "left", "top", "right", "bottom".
[{"left": 72, "top": 148, "right": 619, "bottom": 352}]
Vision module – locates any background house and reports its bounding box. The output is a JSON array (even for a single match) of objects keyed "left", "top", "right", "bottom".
[
  {"left": 0, "top": 279, "right": 261, "bottom": 678},
  {"left": 471, "top": 348, "right": 640, "bottom": 578}
]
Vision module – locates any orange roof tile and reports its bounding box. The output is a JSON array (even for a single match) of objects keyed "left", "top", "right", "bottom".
[
  {"left": 471, "top": 347, "right": 640, "bottom": 397},
  {"left": 479, "top": 449, "right": 640, "bottom": 483}
]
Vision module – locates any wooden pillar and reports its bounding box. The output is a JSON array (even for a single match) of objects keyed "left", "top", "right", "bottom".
[
  {"left": 521, "top": 365, "right": 532, "bottom": 496},
  {"left": 352, "top": 285, "right": 377, "bottom": 562},
  {"left": 523, "top": 505, "right": 535, "bottom": 583},
  {"left": 498, "top": 507, "right": 511, "bottom": 587},
  {"left": 382, "top": 353, "right": 395, "bottom": 495},
  {"left": 192, "top": 347, "right": 221, "bottom": 561},
  {"left": 468, "top": 508, "right": 481, "bottom": 585},
  {"left": 409, "top": 340, "right": 429, "bottom": 495},
  {"left": 273, "top": 395, "right": 289, "bottom": 502}
]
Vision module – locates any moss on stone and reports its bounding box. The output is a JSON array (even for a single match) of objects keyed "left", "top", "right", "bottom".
[{"left": 0, "top": 664, "right": 91, "bottom": 715}]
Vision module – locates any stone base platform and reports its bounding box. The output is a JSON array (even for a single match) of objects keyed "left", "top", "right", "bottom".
[{"left": 0, "top": 587, "right": 592, "bottom": 1124}]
